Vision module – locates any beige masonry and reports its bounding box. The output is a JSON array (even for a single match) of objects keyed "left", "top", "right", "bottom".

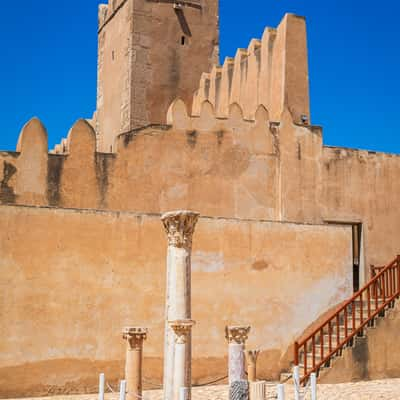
[
  {"left": 0, "top": 205, "right": 352, "bottom": 396},
  {"left": 0, "top": 3, "right": 399, "bottom": 397}
]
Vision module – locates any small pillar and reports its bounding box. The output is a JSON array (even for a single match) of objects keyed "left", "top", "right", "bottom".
[
  {"left": 249, "top": 381, "right": 266, "bottom": 400},
  {"left": 225, "top": 326, "right": 251, "bottom": 384},
  {"left": 245, "top": 350, "right": 260, "bottom": 382},
  {"left": 161, "top": 210, "right": 200, "bottom": 400},
  {"left": 169, "top": 320, "right": 195, "bottom": 400},
  {"left": 122, "top": 327, "right": 148, "bottom": 400}
]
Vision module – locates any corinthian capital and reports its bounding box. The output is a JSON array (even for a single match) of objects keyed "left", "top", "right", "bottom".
[
  {"left": 161, "top": 210, "right": 200, "bottom": 248},
  {"left": 169, "top": 320, "right": 195, "bottom": 344},
  {"left": 123, "top": 327, "right": 148, "bottom": 349},
  {"left": 225, "top": 325, "right": 251, "bottom": 344}
]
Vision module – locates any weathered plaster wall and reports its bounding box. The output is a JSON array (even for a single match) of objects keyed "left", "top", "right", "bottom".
[
  {"left": 322, "top": 146, "right": 400, "bottom": 269},
  {"left": 0, "top": 204, "right": 352, "bottom": 397},
  {"left": 319, "top": 300, "right": 400, "bottom": 383}
]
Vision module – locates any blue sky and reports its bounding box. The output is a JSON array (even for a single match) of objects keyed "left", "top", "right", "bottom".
[{"left": 1, "top": 0, "right": 399, "bottom": 154}]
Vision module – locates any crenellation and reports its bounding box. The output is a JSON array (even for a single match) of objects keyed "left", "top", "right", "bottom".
[
  {"left": 217, "top": 57, "right": 234, "bottom": 117},
  {"left": 229, "top": 48, "right": 248, "bottom": 109},
  {"left": 258, "top": 27, "right": 277, "bottom": 113},
  {"left": 191, "top": 13, "right": 310, "bottom": 125},
  {"left": 15, "top": 118, "right": 48, "bottom": 206},
  {"left": 98, "top": 4, "right": 109, "bottom": 27},
  {"left": 244, "top": 39, "right": 261, "bottom": 119},
  {"left": 208, "top": 65, "right": 222, "bottom": 113}
]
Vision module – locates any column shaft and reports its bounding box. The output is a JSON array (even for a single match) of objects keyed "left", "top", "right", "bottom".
[
  {"left": 126, "top": 344, "right": 142, "bottom": 400},
  {"left": 229, "top": 343, "right": 246, "bottom": 383},
  {"left": 173, "top": 342, "right": 187, "bottom": 400}
]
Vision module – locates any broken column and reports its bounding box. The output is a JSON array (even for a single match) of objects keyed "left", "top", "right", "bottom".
[
  {"left": 245, "top": 350, "right": 260, "bottom": 382},
  {"left": 225, "top": 326, "right": 251, "bottom": 383},
  {"left": 169, "top": 320, "right": 196, "bottom": 400},
  {"left": 161, "top": 210, "right": 200, "bottom": 400},
  {"left": 122, "top": 327, "right": 147, "bottom": 400}
]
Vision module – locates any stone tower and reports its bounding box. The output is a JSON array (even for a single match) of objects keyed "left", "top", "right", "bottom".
[{"left": 95, "top": 0, "right": 219, "bottom": 152}]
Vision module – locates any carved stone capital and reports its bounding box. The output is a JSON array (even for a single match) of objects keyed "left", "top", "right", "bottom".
[
  {"left": 161, "top": 210, "right": 200, "bottom": 248},
  {"left": 169, "top": 320, "right": 195, "bottom": 344},
  {"left": 245, "top": 350, "right": 260, "bottom": 364},
  {"left": 225, "top": 325, "right": 251, "bottom": 344},
  {"left": 123, "top": 327, "right": 148, "bottom": 349}
]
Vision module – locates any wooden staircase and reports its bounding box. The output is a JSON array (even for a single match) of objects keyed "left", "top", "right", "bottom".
[{"left": 293, "top": 255, "right": 400, "bottom": 384}]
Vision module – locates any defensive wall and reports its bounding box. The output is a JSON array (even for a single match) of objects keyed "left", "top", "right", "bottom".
[
  {"left": 0, "top": 204, "right": 352, "bottom": 397},
  {"left": 1, "top": 99, "right": 399, "bottom": 270}
]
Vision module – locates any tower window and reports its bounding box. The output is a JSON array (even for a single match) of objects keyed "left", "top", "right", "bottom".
[
  {"left": 181, "top": 36, "right": 186, "bottom": 46},
  {"left": 112, "top": 50, "right": 115, "bottom": 60}
]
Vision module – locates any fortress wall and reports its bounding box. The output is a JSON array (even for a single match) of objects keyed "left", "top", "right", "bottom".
[
  {"left": 278, "top": 110, "right": 323, "bottom": 224},
  {"left": 1, "top": 102, "right": 280, "bottom": 220},
  {"left": 2, "top": 103, "right": 400, "bottom": 273},
  {"left": 0, "top": 204, "right": 352, "bottom": 397},
  {"left": 321, "top": 146, "right": 400, "bottom": 272},
  {"left": 0, "top": 151, "right": 18, "bottom": 204}
]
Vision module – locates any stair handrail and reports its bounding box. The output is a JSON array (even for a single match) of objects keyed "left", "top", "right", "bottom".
[{"left": 294, "top": 255, "right": 400, "bottom": 384}]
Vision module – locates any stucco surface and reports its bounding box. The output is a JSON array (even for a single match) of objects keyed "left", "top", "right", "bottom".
[{"left": 0, "top": 205, "right": 352, "bottom": 397}]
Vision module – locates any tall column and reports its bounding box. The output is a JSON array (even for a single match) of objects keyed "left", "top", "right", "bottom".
[
  {"left": 225, "top": 326, "right": 251, "bottom": 384},
  {"left": 161, "top": 210, "right": 200, "bottom": 400},
  {"left": 245, "top": 350, "right": 260, "bottom": 382},
  {"left": 122, "top": 327, "right": 147, "bottom": 400},
  {"left": 169, "top": 320, "right": 195, "bottom": 400}
]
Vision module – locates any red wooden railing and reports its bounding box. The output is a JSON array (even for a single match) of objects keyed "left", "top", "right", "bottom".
[{"left": 294, "top": 255, "right": 400, "bottom": 384}]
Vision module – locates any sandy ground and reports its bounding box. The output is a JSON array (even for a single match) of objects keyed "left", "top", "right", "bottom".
[{"left": 5, "top": 379, "right": 400, "bottom": 400}]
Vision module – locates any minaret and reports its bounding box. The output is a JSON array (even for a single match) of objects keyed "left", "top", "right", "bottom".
[{"left": 95, "top": 0, "right": 219, "bottom": 152}]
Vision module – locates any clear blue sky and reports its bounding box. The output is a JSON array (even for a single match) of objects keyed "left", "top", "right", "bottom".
[{"left": 1, "top": 0, "right": 399, "bottom": 154}]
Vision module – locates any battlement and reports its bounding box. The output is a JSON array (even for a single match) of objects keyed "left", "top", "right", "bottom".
[{"left": 192, "top": 14, "right": 310, "bottom": 124}]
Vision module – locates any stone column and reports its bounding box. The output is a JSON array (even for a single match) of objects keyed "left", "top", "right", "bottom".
[
  {"left": 122, "top": 327, "right": 148, "bottom": 400},
  {"left": 169, "top": 320, "right": 195, "bottom": 400},
  {"left": 161, "top": 211, "right": 200, "bottom": 400},
  {"left": 249, "top": 381, "right": 266, "bottom": 400},
  {"left": 245, "top": 350, "right": 260, "bottom": 382},
  {"left": 225, "top": 326, "right": 251, "bottom": 384}
]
